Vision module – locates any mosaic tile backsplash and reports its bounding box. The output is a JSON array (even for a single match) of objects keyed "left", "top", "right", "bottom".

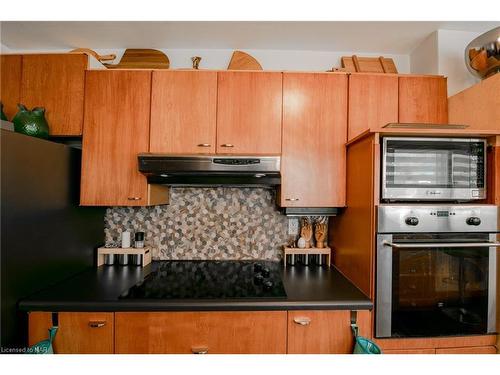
[{"left": 104, "top": 187, "right": 293, "bottom": 260}]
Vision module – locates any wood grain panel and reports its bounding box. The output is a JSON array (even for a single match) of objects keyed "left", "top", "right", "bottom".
[
  {"left": 348, "top": 73, "right": 398, "bottom": 140},
  {"left": 399, "top": 76, "right": 448, "bottom": 124},
  {"left": 495, "top": 145, "right": 500, "bottom": 205},
  {"left": 448, "top": 74, "right": 499, "bottom": 130},
  {"left": 436, "top": 346, "right": 497, "bottom": 354},
  {"left": 115, "top": 311, "right": 287, "bottom": 354},
  {"left": 150, "top": 71, "right": 217, "bottom": 154},
  {"left": 280, "top": 72, "right": 347, "bottom": 207},
  {"left": 384, "top": 348, "right": 436, "bottom": 354},
  {"left": 29, "top": 312, "right": 114, "bottom": 354},
  {"left": 375, "top": 335, "right": 497, "bottom": 350},
  {"left": 329, "top": 134, "right": 377, "bottom": 298},
  {"left": 80, "top": 70, "right": 151, "bottom": 206},
  {"left": 287, "top": 310, "right": 370, "bottom": 354},
  {"left": 0, "top": 54, "right": 22, "bottom": 120},
  {"left": 20, "top": 54, "right": 87, "bottom": 136},
  {"left": 216, "top": 71, "right": 282, "bottom": 154}
]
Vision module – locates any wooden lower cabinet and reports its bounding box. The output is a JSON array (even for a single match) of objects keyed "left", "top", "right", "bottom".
[
  {"left": 28, "top": 312, "right": 114, "bottom": 354},
  {"left": 384, "top": 348, "right": 436, "bottom": 354},
  {"left": 436, "top": 346, "right": 497, "bottom": 354},
  {"left": 287, "top": 310, "right": 371, "bottom": 354},
  {"left": 115, "top": 311, "right": 287, "bottom": 354},
  {"left": 29, "top": 310, "right": 496, "bottom": 354}
]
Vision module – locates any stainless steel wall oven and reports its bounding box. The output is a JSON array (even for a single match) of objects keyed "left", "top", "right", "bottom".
[{"left": 375, "top": 205, "right": 499, "bottom": 338}]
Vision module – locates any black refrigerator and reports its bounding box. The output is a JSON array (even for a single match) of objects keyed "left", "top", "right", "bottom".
[{"left": 1, "top": 128, "right": 105, "bottom": 348}]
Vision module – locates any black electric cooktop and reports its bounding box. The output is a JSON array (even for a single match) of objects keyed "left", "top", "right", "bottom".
[{"left": 119, "top": 261, "right": 287, "bottom": 300}]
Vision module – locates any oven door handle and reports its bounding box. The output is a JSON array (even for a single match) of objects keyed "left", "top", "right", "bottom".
[{"left": 383, "top": 241, "right": 500, "bottom": 249}]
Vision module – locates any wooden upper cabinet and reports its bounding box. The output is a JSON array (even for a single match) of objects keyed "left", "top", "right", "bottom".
[
  {"left": 448, "top": 74, "right": 499, "bottom": 130},
  {"left": 280, "top": 73, "right": 348, "bottom": 207},
  {"left": 0, "top": 55, "right": 22, "bottom": 120},
  {"left": 398, "top": 76, "right": 448, "bottom": 124},
  {"left": 29, "top": 312, "right": 114, "bottom": 354},
  {"left": 150, "top": 71, "right": 217, "bottom": 154},
  {"left": 348, "top": 73, "right": 398, "bottom": 140},
  {"left": 81, "top": 70, "right": 168, "bottom": 206},
  {"left": 20, "top": 54, "right": 88, "bottom": 136},
  {"left": 216, "top": 71, "right": 282, "bottom": 154},
  {"left": 115, "top": 311, "right": 287, "bottom": 354}
]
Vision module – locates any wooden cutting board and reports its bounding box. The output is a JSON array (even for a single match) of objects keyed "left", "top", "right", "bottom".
[
  {"left": 341, "top": 55, "right": 397, "bottom": 73},
  {"left": 227, "top": 51, "right": 262, "bottom": 70},
  {"left": 104, "top": 49, "right": 170, "bottom": 69}
]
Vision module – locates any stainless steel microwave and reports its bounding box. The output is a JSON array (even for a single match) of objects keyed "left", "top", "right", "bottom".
[{"left": 381, "top": 137, "right": 487, "bottom": 202}]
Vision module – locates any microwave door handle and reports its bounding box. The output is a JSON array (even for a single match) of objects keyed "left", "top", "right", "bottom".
[{"left": 383, "top": 241, "right": 500, "bottom": 249}]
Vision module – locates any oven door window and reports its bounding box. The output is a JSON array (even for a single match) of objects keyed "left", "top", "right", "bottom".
[
  {"left": 384, "top": 139, "right": 485, "bottom": 189},
  {"left": 391, "top": 237, "right": 489, "bottom": 337}
]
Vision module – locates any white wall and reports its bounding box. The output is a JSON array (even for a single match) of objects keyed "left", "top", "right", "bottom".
[
  {"left": 410, "top": 29, "right": 482, "bottom": 96},
  {"left": 2, "top": 47, "right": 411, "bottom": 73},
  {"left": 436, "top": 29, "right": 480, "bottom": 96},
  {"left": 410, "top": 31, "right": 438, "bottom": 75},
  {"left": 0, "top": 42, "right": 11, "bottom": 53}
]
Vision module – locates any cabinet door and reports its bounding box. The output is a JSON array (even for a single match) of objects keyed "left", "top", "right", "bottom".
[
  {"left": 0, "top": 55, "right": 22, "bottom": 120},
  {"left": 81, "top": 70, "right": 151, "bottom": 206},
  {"left": 399, "top": 76, "right": 448, "bottom": 124},
  {"left": 20, "top": 54, "right": 87, "bottom": 136},
  {"left": 216, "top": 71, "right": 282, "bottom": 154},
  {"left": 448, "top": 74, "right": 499, "bottom": 131},
  {"left": 150, "top": 71, "right": 217, "bottom": 154},
  {"left": 436, "top": 346, "right": 497, "bottom": 354},
  {"left": 281, "top": 73, "right": 347, "bottom": 207},
  {"left": 348, "top": 73, "right": 398, "bottom": 140},
  {"left": 115, "top": 311, "right": 287, "bottom": 354},
  {"left": 287, "top": 310, "right": 370, "bottom": 354},
  {"left": 29, "top": 312, "right": 114, "bottom": 354}
]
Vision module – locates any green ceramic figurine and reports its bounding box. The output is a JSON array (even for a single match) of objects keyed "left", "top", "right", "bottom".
[
  {"left": 0, "top": 102, "right": 7, "bottom": 121},
  {"left": 12, "top": 104, "right": 50, "bottom": 139}
]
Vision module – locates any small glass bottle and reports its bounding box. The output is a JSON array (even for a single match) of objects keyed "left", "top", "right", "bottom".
[{"left": 134, "top": 232, "right": 145, "bottom": 248}]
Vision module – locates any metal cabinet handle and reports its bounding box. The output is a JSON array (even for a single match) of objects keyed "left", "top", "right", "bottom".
[
  {"left": 127, "top": 197, "right": 141, "bottom": 201},
  {"left": 293, "top": 317, "right": 311, "bottom": 326},
  {"left": 383, "top": 240, "right": 500, "bottom": 249},
  {"left": 197, "top": 143, "right": 211, "bottom": 147},
  {"left": 285, "top": 198, "right": 300, "bottom": 201},
  {"left": 88, "top": 321, "right": 106, "bottom": 328},
  {"left": 191, "top": 346, "right": 209, "bottom": 354},
  {"left": 220, "top": 144, "right": 234, "bottom": 147}
]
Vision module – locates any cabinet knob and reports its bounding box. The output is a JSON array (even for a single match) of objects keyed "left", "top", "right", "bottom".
[
  {"left": 127, "top": 197, "right": 142, "bottom": 201},
  {"left": 220, "top": 144, "right": 234, "bottom": 148},
  {"left": 293, "top": 317, "right": 311, "bottom": 326},
  {"left": 197, "top": 143, "right": 211, "bottom": 147},
  {"left": 285, "top": 198, "right": 300, "bottom": 201},
  {"left": 191, "top": 346, "right": 209, "bottom": 354},
  {"left": 88, "top": 321, "right": 106, "bottom": 328}
]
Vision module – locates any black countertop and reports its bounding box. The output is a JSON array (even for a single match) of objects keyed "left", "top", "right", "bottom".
[{"left": 18, "top": 261, "right": 372, "bottom": 312}]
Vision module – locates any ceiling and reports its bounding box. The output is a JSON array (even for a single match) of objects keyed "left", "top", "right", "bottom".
[{"left": 1, "top": 21, "right": 499, "bottom": 54}]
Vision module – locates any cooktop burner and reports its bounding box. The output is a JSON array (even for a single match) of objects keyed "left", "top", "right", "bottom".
[{"left": 119, "top": 261, "right": 287, "bottom": 300}]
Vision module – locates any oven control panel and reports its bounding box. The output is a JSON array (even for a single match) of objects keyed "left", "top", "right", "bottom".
[{"left": 378, "top": 205, "right": 499, "bottom": 233}]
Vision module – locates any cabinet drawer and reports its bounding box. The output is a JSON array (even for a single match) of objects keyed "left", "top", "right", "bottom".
[
  {"left": 384, "top": 348, "right": 436, "bottom": 354},
  {"left": 436, "top": 346, "right": 497, "bottom": 354},
  {"left": 29, "top": 312, "right": 114, "bottom": 354},
  {"left": 115, "top": 311, "right": 287, "bottom": 354}
]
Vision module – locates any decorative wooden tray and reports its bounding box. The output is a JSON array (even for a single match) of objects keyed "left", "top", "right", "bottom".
[
  {"left": 97, "top": 247, "right": 152, "bottom": 267},
  {"left": 283, "top": 247, "right": 331, "bottom": 267}
]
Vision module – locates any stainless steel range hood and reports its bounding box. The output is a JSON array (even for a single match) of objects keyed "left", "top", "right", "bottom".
[{"left": 138, "top": 154, "right": 281, "bottom": 186}]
